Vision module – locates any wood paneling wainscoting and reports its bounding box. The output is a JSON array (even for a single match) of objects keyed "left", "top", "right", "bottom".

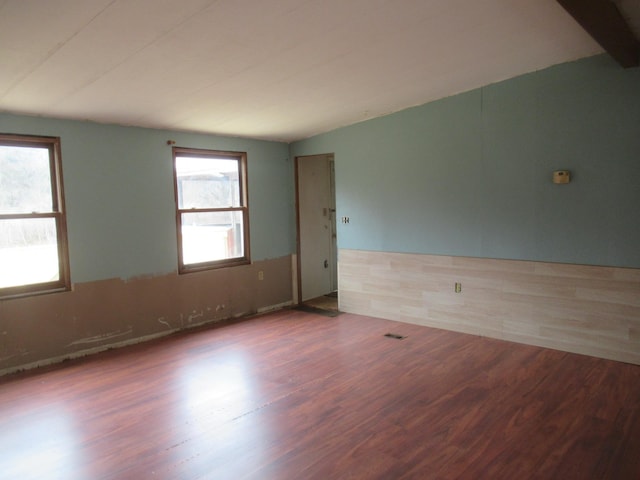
[{"left": 339, "top": 249, "right": 640, "bottom": 365}]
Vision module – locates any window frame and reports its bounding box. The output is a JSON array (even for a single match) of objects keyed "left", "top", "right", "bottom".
[
  {"left": 0, "top": 133, "right": 71, "bottom": 299},
  {"left": 172, "top": 146, "right": 250, "bottom": 273}
]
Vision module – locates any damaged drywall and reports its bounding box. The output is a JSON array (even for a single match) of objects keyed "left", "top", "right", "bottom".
[{"left": 0, "top": 255, "right": 292, "bottom": 375}]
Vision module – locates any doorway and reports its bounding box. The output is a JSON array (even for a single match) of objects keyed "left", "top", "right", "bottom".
[{"left": 295, "top": 154, "right": 338, "bottom": 310}]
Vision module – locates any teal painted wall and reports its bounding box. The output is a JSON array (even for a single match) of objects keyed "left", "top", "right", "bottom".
[
  {"left": 0, "top": 114, "right": 294, "bottom": 283},
  {"left": 291, "top": 55, "right": 640, "bottom": 268}
]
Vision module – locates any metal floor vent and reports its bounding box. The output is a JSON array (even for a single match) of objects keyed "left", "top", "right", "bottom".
[{"left": 384, "top": 333, "right": 406, "bottom": 340}]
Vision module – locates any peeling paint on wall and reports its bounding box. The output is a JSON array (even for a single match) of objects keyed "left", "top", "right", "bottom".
[
  {"left": 187, "top": 310, "right": 204, "bottom": 323},
  {"left": 157, "top": 317, "right": 172, "bottom": 329},
  {"left": 0, "top": 349, "right": 30, "bottom": 364},
  {"left": 67, "top": 326, "right": 133, "bottom": 347},
  {"left": 0, "top": 255, "right": 293, "bottom": 375}
]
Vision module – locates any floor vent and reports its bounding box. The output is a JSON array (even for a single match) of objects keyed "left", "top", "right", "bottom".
[{"left": 384, "top": 333, "right": 406, "bottom": 340}]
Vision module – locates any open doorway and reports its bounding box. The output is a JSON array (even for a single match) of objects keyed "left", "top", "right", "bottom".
[{"left": 295, "top": 154, "right": 338, "bottom": 313}]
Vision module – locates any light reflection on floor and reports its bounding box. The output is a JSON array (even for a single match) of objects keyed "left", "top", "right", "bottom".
[
  {"left": 172, "top": 350, "right": 271, "bottom": 477},
  {"left": 0, "top": 404, "right": 83, "bottom": 480}
]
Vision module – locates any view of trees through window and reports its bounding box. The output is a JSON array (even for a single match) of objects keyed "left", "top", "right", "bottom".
[{"left": 0, "top": 137, "right": 68, "bottom": 295}]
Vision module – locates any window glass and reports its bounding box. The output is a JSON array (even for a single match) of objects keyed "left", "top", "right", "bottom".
[
  {"left": 180, "top": 211, "right": 245, "bottom": 264},
  {"left": 0, "top": 135, "right": 70, "bottom": 298},
  {"left": 173, "top": 148, "right": 249, "bottom": 272},
  {"left": 175, "top": 157, "right": 241, "bottom": 209},
  {"left": 0, "top": 145, "right": 53, "bottom": 214},
  {"left": 0, "top": 218, "right": 59, "bottom": 288}
]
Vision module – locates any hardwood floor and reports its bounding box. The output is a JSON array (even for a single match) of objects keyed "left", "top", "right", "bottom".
[{"left": 1, "top": 309, "right": 639, "bottom": 479}]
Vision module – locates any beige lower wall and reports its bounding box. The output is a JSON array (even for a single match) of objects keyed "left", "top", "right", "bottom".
[
  {"left": 0, "top": 255, "right": 293, "bottom": 375},
  {"left": 339, "top": 249, "right": 640, "bottom": 365}
]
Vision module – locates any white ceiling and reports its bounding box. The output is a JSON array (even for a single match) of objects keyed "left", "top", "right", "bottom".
[{"left": 0, "top": 0, "right": 609, "bottom": 142}]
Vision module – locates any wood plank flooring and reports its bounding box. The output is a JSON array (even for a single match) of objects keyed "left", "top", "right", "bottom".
[{"left": 1, "top": 309, "right": 639, "bottom": 479}]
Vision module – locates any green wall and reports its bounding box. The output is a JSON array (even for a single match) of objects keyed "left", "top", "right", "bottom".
[
  {"left": 291, "top": 55, "right": 640, "bottom": 268},
  {"left": 0, "top": 113, "right": 294, "bottom": 283},
  {"left": 2, "top": 53, "right": 639, "bottom": 288}
]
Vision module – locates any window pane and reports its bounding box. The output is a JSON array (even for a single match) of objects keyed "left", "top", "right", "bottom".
[
  {"left": 175, "top": 156, "right": 240, "bottom": 209},
  {"left": 0, "top": 218, "right": 60, "bottom": 288},
  {"left": 181, "top": 211, "right": 244, "bottom": 265},
  {"left": 0, "top": 145, "right": 53, "bottom": 214}
]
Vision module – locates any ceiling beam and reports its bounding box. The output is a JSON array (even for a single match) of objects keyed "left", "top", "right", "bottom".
[{"left": 557, "top": 0, "right": 639, "bottom": 68}]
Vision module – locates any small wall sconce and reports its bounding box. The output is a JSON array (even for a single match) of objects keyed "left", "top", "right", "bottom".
[{"left": 553, "top": 170, "right": 571, "bottom": 184}]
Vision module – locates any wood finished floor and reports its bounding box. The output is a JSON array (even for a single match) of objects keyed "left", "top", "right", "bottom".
[{"left": 1, "top": 309, "right": 639, "bottom": 479}]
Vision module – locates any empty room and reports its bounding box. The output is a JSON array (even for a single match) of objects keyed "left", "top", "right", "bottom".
[{"left": 1, "top": 0, "right": 639, "bottom": 478}]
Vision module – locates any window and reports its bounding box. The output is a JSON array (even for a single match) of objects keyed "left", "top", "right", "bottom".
[
  {"left": 172, "top": 147, "right": 250, "bottom": 272},
  {"left": 0, "top": 134, "right": 70, "bottom": 298}
]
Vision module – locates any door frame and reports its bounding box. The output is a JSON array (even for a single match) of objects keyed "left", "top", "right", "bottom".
[{"left": 294, "top": 153, "right": 337, "bottom": 304}]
